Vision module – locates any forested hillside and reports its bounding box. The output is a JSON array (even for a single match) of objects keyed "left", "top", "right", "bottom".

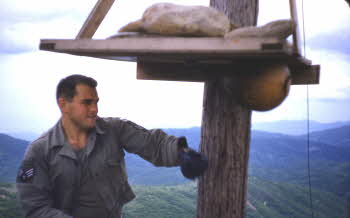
[
  {"left": 1, "top": 179, "right": 347, "bottom": 218},
  {"left": 307, "top": 125, "right": 350, "bottom": 147},
  {"left": 0, "top": 134, "right": 27, "bottom": 183},
  {"left": 123, "top": 180, "right": 348, "bottom": 218},
  {"left": 0, "top": 184, "right": 22, "bottom": 218}
]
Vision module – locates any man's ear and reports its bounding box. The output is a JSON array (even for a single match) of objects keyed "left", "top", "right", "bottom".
[{"left": 57, "top": 97, "right": 67, "bottom": 113}]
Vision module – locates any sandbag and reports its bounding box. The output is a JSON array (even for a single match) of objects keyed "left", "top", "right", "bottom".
[
  {"left": 225, "top": 19, "right": 295, "bottom": 40},
  {"left": 118, "top": 3, "right": 235, "bottom": 37}
]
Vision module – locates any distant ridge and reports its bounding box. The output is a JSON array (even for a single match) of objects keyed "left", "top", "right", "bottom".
[
  {"left": 3, "top": 120, "right": 350, "bottom": 141},
  {"left": 0, "top": 133, "right": 28, "bottom": 182},
  {"left": 307, "top": 125, "right": 350, "bottom": 147},
  {"left": 252, "top": 120, "right": 350, "bottom": 135}
]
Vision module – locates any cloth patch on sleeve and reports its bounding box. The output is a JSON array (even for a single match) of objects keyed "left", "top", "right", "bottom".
[{"left": 17, "top": 162, "right": 35, "bottom": 183}]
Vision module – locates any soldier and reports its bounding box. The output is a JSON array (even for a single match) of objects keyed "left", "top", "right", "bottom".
[{"left": 16, "top": 74, "right": 207, "bottom": 218}]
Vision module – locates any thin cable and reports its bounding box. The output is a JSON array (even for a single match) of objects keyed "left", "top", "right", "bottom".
[
  {"left": 301, "top": 0, "right": 306, "bottom": 57},
  {"left": 301, "top": 0, "right": 315, "bottom": 217},
  {"left": 306, "top": 84, "right": 314, "bottom": 218}
]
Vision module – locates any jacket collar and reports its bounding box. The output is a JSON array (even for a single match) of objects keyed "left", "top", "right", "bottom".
[{"left": 49, "top": 117, "right": 105, "bottom": 159}]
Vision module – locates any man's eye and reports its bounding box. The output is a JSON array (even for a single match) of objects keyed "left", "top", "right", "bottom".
[{"left": 82, "top": 100, "right": 92, "bottom": 105}]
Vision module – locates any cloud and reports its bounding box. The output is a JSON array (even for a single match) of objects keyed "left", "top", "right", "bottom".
[
  {"left": 308, "top": 97, "right": 350, "bottom": 122},
  {"left": 0, "top": 0, "right": 96, "bottom": 54},
  {"left": 0, "top": 0, "right": 92, "bottom": 22},
  {"left": 307, "top": 26, "right": 350, "bottom": 56},
  {"left": 0, "top": 38, "right": 33, "bottom": 54},
  {"left": 0, "top": 0, "right": 212, "bottom": 54},
  {"left": 0, "top": 50, "right": 205, "bottom": 132},
  {"left": 252, "top": 94, "right": 350, "bottom": 124},
  {"left": 309, "top": 48, "right": 350, "bottom": 86},
  {"left": 258, "top": 0, "right": 350, "bottom": 53},
  {"left": 0, "top": 18, "right": 80, "bottom": 54},
  {"left": 312, "top": 97, "right": 350, "bottom": 104}
]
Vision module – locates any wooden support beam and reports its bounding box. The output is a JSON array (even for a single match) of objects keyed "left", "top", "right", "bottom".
[
  {"left": 290, "top": 64, "right": 320, "bottom": 85},
  {"left": 137, "top": 62, "right": 320, "bottom": 85},
  {"left": 137, "top": 62, "right": 225, "bottom": 82},
  {"left": 76, "top": 0, "right": 115, "bottom": 39}
]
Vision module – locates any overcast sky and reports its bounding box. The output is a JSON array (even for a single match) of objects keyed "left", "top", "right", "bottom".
[{"left": 0, "top": 0, "right": 350, "bottom": 134}]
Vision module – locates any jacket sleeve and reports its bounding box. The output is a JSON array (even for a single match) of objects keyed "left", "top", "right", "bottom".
[
  {"left": 111, "top": 118, "right": 185, "bottom": 167},
  {"left": 16, "top": 141, "right": 73, "bottom": 218}
]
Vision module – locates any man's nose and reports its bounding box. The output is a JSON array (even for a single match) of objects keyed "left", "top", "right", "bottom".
[{"left": 90, "top": 103, "right": 98, "bottom": 114}]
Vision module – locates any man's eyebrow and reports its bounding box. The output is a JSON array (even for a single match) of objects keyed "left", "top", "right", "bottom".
[{"left": 81, "top": 98, "right": 99, "bottom": 103}]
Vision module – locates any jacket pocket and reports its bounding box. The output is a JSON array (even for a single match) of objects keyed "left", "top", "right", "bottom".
[
  {"left": 105, "top": 157, "right": 125, "bottom": 185},
  {"left": 104, "top": 155, "right": 135, "bottom": 205}
]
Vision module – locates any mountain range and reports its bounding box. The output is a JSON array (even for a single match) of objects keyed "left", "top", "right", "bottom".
[
  {"left": 1, "top": 122, "right": 349, "bottom": 191},
  {"left": 0, "top": 134, "right": 27, "bottom": 183},
  {"left": 5, "top": 120, "right": 350, "bottom": 141},
  {"left": 252, "top": 120, "right": 350, "bottom": 136}
]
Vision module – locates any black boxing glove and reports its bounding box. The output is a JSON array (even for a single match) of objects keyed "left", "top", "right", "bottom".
[{"left": 177, "top": 137, "right": 208, "bottom": 180}]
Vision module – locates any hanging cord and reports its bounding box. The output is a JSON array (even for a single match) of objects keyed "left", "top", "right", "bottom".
[
  {"left": 301, "top": 0, "right": 315, "bottom": 217},
  {"left": 306, "top": 82, "right": 314, "bottom": 218}
]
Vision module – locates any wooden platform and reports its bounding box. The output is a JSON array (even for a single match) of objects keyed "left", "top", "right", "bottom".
[{"left": 39, "top": 37, "right": 320, "bottom": 85}]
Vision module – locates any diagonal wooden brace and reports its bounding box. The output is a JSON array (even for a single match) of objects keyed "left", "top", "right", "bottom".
[{"left": 76, "top": 0, "right": 115, "bottom": 39}]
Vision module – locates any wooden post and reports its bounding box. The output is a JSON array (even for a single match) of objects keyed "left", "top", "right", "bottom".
[
  {"left": 197, "top": 0, "right": 258, "bottom": 217},
  {"left": 289, "top": 0, "right": 302, "bottom": 55}
]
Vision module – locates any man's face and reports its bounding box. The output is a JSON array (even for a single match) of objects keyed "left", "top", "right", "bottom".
[{"left": 60, "top": 84, "right": 99, "bottom": 131}]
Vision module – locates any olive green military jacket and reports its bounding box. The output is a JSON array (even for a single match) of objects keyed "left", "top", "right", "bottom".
[{"left": 16, "top": 117, "right": 182, "bottom": 218}]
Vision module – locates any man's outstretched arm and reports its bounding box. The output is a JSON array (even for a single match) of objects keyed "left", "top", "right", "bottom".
[{"left": 110, "top": 118, "right": 208, "bottom": 178}]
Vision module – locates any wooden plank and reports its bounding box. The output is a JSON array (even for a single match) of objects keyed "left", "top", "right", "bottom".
[
  {"left": 76, "top": 0, "right": 115, "bottom": 39},
  {"left": 40, "top": 37, "right": 291, "bottom": 58},
  {"left": 137, "top": 62, "right": 320, "bottom": 85}
]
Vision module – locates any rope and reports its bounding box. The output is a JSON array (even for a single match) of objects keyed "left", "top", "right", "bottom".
[
  {"left": 306, "top": 84, "right": 314, "bottom": 218},
  {"left": 301, "top": 0, "right": 315, "bottom": 217}
]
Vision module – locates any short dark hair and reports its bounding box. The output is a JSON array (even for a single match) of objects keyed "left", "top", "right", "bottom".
[{"left": 56, "top": 74, "right": 97, "bottom": 102}]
